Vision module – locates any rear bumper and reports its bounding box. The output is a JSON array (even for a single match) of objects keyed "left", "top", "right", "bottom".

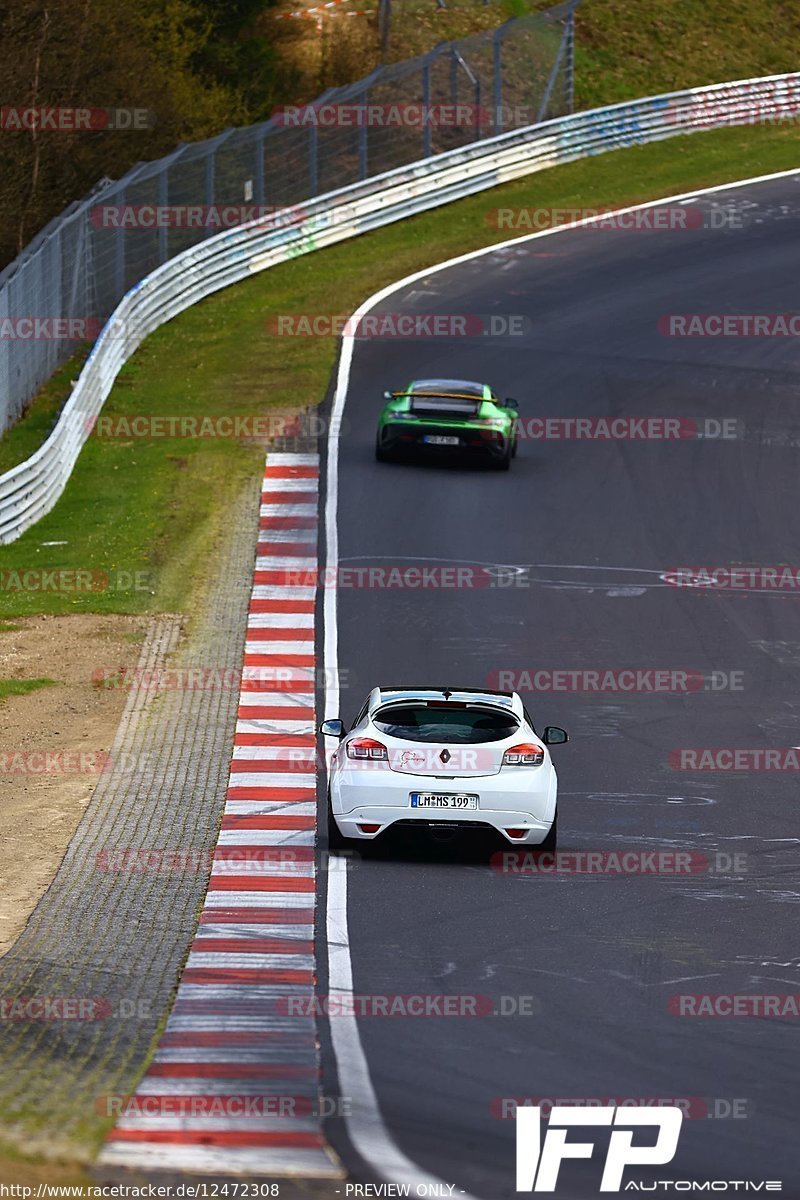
[
  {"left": 330, "top": 765, "right": 557, "bottom": 843},
  {"left": 379, "top": 422, "right": 511, "bottom": 459}
]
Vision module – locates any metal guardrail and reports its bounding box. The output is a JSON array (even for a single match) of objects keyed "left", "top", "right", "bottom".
[{"left": 1, "top": 71, "right": 799, "bottom": 543}]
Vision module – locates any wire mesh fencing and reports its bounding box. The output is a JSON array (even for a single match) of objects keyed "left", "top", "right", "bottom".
[{"left": 0, "top": 0, "right": 578, "bottom": 435}]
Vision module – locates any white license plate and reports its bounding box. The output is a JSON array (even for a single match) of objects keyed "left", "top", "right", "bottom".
[
  {"left": 423, "top": 434, "right": 460, "bottom": 446},
  {"left": 410, "top": 793, "right": 478, "bottom": 809}
]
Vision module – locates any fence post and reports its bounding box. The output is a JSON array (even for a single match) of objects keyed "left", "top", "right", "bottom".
[
  {"left": 565, "top": 3, "right": 577, "bottom": 113},
  {"left": 378, "top": 0, "right": 391, "bottom": 55},
  {"left": 422, "top": 57, "right": 432, "bottom": 157},
  {"left": 358, "top": 89, "right": 369, "bottom": 179},
  {"left": 0, "top": 284, "right": 8, "bottom": 430},
  {"left": 205, "top": 149, "right": 215, "bottom": 236},
  {"left": 493, "top": 28, "right": 503, "bottom": 134},
  {"left": 158, "top": 170, "right": 169, "bottom": 264},
  {"left": 535, "top": 6, "right": 573, "bottom": 123},
  {"left": 256, "top": 129, "right": 266, "bottom": 207},
  {"left": 309, "top": 123, "right": 319, "bottom": 196},
  {"left": 114, "top": 189, "right": 126, "bottom": 299},
  {"left": 450, "top": 46, "right": 458, "bottom": 106}
]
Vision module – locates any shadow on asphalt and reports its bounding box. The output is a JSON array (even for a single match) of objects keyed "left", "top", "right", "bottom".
[{"left": 327, "top": 827, "right": 539, "bottom": 867}]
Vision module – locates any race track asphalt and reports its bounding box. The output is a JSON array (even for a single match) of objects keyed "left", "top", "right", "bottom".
[{"left": 318, "top": 175, "right": 800, "bottom": 1197}]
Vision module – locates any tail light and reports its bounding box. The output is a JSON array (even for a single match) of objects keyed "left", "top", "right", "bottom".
[
  {"left": 503, "top": 743, "right": 544, "bottom": 767},
  {"left": 346, "top": 737, "right": 388, "bottom": 761}
]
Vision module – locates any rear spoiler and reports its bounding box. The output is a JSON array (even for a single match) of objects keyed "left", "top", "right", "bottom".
[{"left": 391, "top": 391, "right": 485, "bottom": 402}]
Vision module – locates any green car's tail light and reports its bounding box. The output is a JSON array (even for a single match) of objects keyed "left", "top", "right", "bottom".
[
  {"left": 503, "top": 743, "right": 544, "bottom": 766},
  {"left": 347, "top": 737, "right": 388, "bottom": 761}
]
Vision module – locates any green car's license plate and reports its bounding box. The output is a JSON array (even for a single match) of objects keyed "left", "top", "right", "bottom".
[{"left": 423, "top": 434, "right": 460, "bottom": 445}]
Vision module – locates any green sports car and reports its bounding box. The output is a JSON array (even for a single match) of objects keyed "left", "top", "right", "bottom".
[{"left": 375, "top": 378, "right": 519, "bottom": 470}]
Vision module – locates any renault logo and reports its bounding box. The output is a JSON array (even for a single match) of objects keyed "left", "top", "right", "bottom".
[{"left": 440, "top": 749, "right": 451, "bottom": 764}]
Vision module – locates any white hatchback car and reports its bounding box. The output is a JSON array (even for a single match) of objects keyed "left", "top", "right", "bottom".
[{"left": 321, "top": 686, "right": 567, "bottom": 847}]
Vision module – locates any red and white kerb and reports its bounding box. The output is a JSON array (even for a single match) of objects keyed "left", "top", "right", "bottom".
[{"left": 101, "top": 453, "right": 340, "bottom": 1177}]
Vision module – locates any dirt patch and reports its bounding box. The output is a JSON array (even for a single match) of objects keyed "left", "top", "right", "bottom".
[{"left": 0, "top": 614, "right": 151, "bottom": 957}]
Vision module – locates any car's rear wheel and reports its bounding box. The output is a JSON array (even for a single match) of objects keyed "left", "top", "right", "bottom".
[
  {"left": 491, "top": 440, "right": 513, "bottom": 471},
  {"left": 375, "top": 435, "right": 395, "bottom": 463},
  {"left": 539, "top": 809, "right": 558, "bottom": 852},
  {"left": 327, "top": 793, "right": 352, "bottom": 851}
]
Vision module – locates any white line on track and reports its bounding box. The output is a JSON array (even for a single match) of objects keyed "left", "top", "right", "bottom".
[{"left": 322, "top": 165, "right": 800, "bottom": 1193}]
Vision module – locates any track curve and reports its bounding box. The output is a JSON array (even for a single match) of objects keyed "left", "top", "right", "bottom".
[{"left": 319, "top": 173, "right": 800, "bottom": 1198}]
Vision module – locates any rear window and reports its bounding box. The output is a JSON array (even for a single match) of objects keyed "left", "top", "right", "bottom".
[
  {"left": 409, "top": 395, "right": 479, "bottom": 419},
  {"left": 373, "top": 704, "right": 519, "bottom": 744},
  {"left": 411, "top": 379, "right": 485, "bottom": 398}
]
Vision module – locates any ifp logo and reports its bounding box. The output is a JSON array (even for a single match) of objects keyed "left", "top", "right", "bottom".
[{"left": 516, "top": 1105, "right": 683, "bottom": 1192}]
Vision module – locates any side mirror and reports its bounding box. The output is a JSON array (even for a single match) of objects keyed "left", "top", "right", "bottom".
[
  {"left": 383, "top": 391, "right": 393, "bottom": 400},
  {"left": 543, "top": 726, "right": 568, "bottom": 746},
  {"left": 320, "top": 718, "right": 345, "bottom": 739},
  {"left": 504, "top": 397, "right": 519, "bottom": 410}
]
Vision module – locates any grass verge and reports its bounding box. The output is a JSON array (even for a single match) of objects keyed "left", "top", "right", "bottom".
[
  {"left": 275, "top": 0, "right": 800, "bottom": 114},
  {"left": 0, "top": 120, "right": 798, "bottom": 623},
  {"left": 0, "top": 678, "right": 57, "bottom": 702}
]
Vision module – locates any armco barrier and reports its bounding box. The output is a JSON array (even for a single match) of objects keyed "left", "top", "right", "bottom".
[{"left": 1, "top": 71, "right": 799, "bottom": 543}]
